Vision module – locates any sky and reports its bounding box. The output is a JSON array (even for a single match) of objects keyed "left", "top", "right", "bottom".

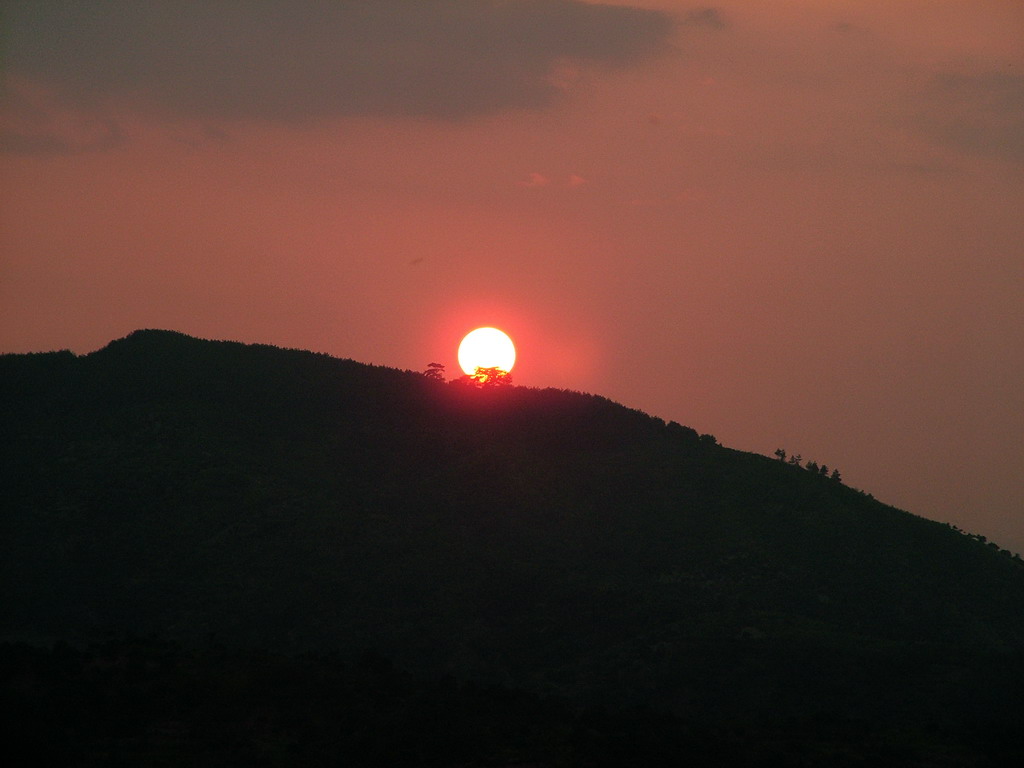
[{"left": 2, "top": 1, "right": 1022, "bottom": 552}]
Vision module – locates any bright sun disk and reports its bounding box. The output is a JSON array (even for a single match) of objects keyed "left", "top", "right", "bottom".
[{"left": 458, "top": 327, "right": 516, "bottom": 375}]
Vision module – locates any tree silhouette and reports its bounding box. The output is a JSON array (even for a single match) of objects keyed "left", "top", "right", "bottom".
[
  {"left": 423, "top": 362, "right": 446, "bottom": 381},
  {"left": 469, "top": 366, "right": 512, "bottom": 387}
]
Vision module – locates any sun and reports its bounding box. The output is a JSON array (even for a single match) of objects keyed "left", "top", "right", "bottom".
[{"left": 458, "top": 327, "right": 516, "bottom": 375}]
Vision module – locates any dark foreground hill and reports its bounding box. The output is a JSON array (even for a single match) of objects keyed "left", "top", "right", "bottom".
[{"left": 3, "top": 329, "right": 1023, "bottom": 765}]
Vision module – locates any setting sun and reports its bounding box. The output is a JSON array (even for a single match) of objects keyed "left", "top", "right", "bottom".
[{"left": 458, "top": 327, "right": 516, "bottom": 375}]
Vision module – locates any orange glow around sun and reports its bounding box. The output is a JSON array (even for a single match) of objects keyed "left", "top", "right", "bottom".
[{"left": 458, "top": 327, "right": 516, "bottom": 375}]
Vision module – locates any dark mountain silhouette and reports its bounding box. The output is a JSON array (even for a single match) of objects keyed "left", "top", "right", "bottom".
[{"left": 3, "top": 329, "right": 1023, "bottom": 765}]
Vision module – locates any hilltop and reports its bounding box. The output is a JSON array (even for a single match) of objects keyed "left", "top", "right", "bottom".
[{"left": 3, "top": 329, "right": 1023, "bottom": 765}]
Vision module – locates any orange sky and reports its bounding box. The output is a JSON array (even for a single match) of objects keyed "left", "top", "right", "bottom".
[{"left": 2, "top": 1, "right": 1022, "bottom": 552}]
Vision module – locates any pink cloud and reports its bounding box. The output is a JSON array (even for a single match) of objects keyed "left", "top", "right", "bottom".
[{"left": 519, "top": 172, "right": 550, "bottom": 188}]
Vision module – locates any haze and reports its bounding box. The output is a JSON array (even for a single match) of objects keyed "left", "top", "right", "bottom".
[{"left": 2, "top": 1, "right": 1021, "bottom": 552}]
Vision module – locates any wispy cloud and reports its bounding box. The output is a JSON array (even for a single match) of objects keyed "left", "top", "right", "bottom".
[
  {"left": 0, "top": 78, "right": 125, "bottom": 155},
  {"left": 912, "top": 70, "right": 1024, "bottom": 162},
  {"left": 3, "top": 0, "right": 672, "bottom": 127},
  {"left": 682, "top": 8, "right": 728, "bottom": 31},
  {"left": 519, "top": 172, "right": 551, "bottom": 188}
]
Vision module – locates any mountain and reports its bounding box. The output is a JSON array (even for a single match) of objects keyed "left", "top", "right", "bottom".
[{"left": 3, "top": 329, "right": 1023, "bottom": 765}]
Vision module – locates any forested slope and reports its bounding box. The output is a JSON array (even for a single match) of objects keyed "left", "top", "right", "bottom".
[{"left": 3, "top": 329, "right": 1023, "bottom": 764}]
